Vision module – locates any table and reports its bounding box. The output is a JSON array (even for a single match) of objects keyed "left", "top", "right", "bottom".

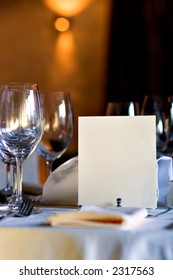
[{"left": 0, "top": 206, "right": 173, "bottom": 260}]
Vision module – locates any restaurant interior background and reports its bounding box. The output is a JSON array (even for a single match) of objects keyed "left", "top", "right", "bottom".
[{"left": 0, "top": 0, "right": 173, "bottom": 184}]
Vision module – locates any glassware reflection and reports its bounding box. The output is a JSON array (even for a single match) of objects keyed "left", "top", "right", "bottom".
[{"left": 106, "top": 101, "right": 140, "bottom": 116}]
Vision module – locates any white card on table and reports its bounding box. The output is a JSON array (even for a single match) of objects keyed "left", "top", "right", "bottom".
[{"left": 78, "top": 116, "right": 157, "bottom": 208}]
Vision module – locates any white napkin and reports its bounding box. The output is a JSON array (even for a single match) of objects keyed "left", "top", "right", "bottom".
[
  {"left": 42, "top": 156, "right": 78, "bottom": 206},
  {"left": 45, "top": 205, "right": 148, "bottom": 229},
  {"left": 157, "top": 156, "right": 173, "bottom": 206}
]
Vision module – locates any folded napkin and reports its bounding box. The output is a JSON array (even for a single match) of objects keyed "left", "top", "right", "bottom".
[
  {"left": 42, "top": 156, "right": 78, "bottom": 206},
  {"left": 45, "top": 205, "right": 148, "bottom": 229},
  {"left": 157, "top": 156, "right": 173, "bottom": 206},
  {"left": 23, "top": 182, "right": 43, "bottom": 196}
]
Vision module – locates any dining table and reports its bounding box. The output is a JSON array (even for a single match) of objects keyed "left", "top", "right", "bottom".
[
  {"left": 0, "top": 153, "right": 173, "bottom": 262},
  {"left": 0, "top": 204, "right": 173, "bottom": 260}
]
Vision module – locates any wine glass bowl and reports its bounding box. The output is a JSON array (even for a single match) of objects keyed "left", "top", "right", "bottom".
[{"left": 36, "top": 91, "right": 74, "bottom": 175}]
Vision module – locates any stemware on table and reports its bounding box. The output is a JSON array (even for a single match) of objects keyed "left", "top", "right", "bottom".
[
  {"left": 36, "top": 91, "right": 74, "bottom": 177},
  {"left": 141, "top": 95, "right": 168, "bottom": 157},
  {"left": 106, "top": 101, "right": 140, "bottom": 116},
  {"left": 163, "top": 95, "right": 173, "bottom": 156},
  {"left": 0, "top": 83, "right": 43, "bottom": 208}
]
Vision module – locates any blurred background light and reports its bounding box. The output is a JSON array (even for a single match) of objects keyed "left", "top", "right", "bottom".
[
  {"left": 44, "top": 0, "right": 93, "bottom": 17},
  {"left": 54, "top": 17, "right": 70, "bottom": 32}
]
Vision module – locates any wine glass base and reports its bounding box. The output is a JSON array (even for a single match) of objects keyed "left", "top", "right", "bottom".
[{"left": 8, "top": 194, "right": 23, "bottom": 211}]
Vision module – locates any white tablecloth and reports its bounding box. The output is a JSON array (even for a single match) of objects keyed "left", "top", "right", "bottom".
[{"left": 0, "top": 207, "right": 173, "bottom": 260}]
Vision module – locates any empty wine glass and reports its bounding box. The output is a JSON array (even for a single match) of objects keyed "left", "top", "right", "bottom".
[
  {"left": 106, "top": 101, "right": 140, "bottom": 116},
  {"left": 0, "top": 83, "right": 43, "bottom": 208},
  {"left": 141, "top": 95, "right": 168, "bottom": 157},
  {"left": 36, "top": 91, "right": 74, "bottom": 176}
]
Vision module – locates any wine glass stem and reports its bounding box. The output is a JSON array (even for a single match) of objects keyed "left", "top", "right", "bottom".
[
  {"left": 15, "top": 157, "right": 23, "bottom": 205},
  {"left": 12, "top": 164, "right": 17, "bottom": 196},
  {"left": 5, "top": 163, "right": 11, "bottom": 192},
  {"left": 46, "top": 160, "right": 53, "bottom": 176},
  {"left": 8, "top": 164, "right": 17, "bottom": 206}
]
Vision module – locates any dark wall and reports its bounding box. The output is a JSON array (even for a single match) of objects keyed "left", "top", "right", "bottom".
[{"left": 105, "top": 0, "right": 173, "bottom": 105}]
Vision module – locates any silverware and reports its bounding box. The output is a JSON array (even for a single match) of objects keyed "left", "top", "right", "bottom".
[
  {"left": 147, "top": 207, "right": 172, "bottom": 218},
  {"left": 13, "top": 198, "right": 34, "bottom": 217},
  {"left": 0, "top": 197, "right": 34, "bottom": 219}
]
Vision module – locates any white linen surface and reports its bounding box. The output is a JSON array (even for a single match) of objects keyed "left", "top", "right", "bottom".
[
  {"left": 42, "top": 156, "right": 173, "bottom": 207},
  {"left": 0, "top": 207, "right": 173, "bottom": 260}
]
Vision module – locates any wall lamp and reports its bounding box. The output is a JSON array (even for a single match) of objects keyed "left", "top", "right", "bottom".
[{"left": 44, "top": 0, "right": 94, "bottom": 32}]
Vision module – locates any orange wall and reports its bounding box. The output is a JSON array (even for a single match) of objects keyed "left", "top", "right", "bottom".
[{"left": 0, "top": 0, "right": 111, "bottom": 183}]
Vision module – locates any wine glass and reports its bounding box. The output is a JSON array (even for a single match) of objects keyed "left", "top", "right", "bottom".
[
  {"left": 106, "top": 101, "right": 140, "bottom": 116},
  {"left": 36, "top": 91, "right": 74, "bottom": 176},
  {"left": 0, "top": 83, "right": 43, "bottom": 208},
  {"left": 141, "top": 95, "right": 168, "bottom": 157}
]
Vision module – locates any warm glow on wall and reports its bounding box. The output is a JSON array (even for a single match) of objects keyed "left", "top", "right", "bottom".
[
  {"left": 44, "top": 0, "right": 93, "bottom": 17},
  {"left": 55, "top": 31, "right": 75, "bottom": 73}
]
